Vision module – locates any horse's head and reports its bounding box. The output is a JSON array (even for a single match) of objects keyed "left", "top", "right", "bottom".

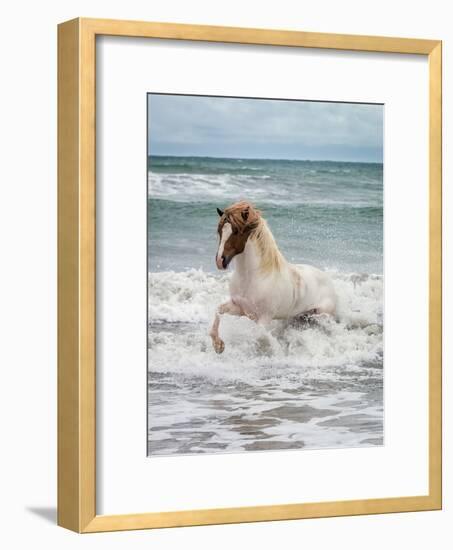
[{"left": 215, "top": 201, "right": 260, "bottom": 270}]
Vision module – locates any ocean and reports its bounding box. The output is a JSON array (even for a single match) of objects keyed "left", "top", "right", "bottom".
[{"left": 147, "top": 155, "right": 383, "bottom": 456}]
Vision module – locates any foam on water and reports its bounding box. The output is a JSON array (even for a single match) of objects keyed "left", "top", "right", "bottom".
[
  {"left": 149, "top": 172, "right": 275, "bottom": 204},
  {"left": 148, "top": 268, "right": 382, "bottom": 389},
  {"left": 147, "top": 271, "right": 383, "bottom": 457}
]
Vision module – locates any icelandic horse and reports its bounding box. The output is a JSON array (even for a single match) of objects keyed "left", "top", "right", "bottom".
[{"left": 210, "top": 201, "right": 336, "bottom": 354}]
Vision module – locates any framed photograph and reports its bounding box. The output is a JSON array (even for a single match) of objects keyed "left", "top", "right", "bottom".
[{"left": 58, "top": 18, "right": 442, "bottom": 533}]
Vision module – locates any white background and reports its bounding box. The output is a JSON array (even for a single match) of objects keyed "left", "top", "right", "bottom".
[
  {"left": 98, "top": 38, "right": 429, "bottom": 514},
  {"left": 0, "top": 0, "right": 451, "bottom": 548}
]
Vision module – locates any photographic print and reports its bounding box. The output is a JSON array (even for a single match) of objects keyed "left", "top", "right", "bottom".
[{"left": 147, "top": 94, "right": 383, "bottom": 456}]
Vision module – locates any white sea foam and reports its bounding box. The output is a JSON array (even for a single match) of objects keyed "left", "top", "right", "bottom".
[
  {"left": 148, "top": 268, "right": 383, "bottom": 386},
  {"left": 148, "top": 269, "right": 228, "bottom": 324},
  {"left": 148, "top": 386, "right": 383, "bottom": 455},
  {"left": 149, "top": 172, "right": 272, "bottom": 203}
]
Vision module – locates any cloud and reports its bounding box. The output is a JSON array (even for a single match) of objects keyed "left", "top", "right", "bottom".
[{"left": 148, "top": 94, "right": 383, "bottom": 162}]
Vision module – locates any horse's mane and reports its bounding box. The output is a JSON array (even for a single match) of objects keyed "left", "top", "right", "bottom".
[
  {"left": 252, "top": 218, "right": 285, "bottom": 273},
  {"left": 224, "top": 201, "right": 285, "bottom": 273}
]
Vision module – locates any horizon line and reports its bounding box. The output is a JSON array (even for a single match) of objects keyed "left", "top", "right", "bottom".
[{"left": 148, "top": 153, "right": 383, "bottom": 165}]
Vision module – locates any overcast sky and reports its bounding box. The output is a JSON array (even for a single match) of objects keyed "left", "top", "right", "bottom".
[{"left": 148, "top": 94, "right": 383, "bottom": 163}]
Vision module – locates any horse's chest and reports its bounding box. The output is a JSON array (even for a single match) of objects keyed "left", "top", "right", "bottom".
[
  {"left": 230, "top": 272, "right": 276, "bottom": 306},
  {"left": 229, "top": 274, "right": 252, "bottom": 296}
]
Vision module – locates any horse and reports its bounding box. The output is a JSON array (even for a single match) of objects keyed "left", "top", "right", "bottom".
[{"left": 210, "top": 201, "right": 337, "bottom": 354}]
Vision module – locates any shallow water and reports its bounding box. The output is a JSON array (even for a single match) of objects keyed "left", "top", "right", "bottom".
[
  {"left": 148, "top": 374, "right": 383, "bottom": 455},
  {"left": 148, "top": 270, "right": 383, "bottom": 455}
]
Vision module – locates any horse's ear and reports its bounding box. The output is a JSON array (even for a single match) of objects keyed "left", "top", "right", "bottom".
[
  {"left": 216, "top": 208, "right": 224, "bottom": 217},
  {"left": 241, "top": 207, "right": 249, "bottom": 222}
]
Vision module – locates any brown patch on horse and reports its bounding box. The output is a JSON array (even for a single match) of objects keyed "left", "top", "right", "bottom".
[
  {"left": 217, "top": 201, "right": 261, "bottom": 235},
  {"left": 216, "top": 201, "right": 284, "bottom": 272},
  {"left": 216, "top": 202, "right": 261, "bottom": 267}
]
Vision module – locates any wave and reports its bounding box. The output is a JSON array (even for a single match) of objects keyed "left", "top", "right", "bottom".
[
  {"left": 148, "top": 172, "right": 382, "bottom": 208},
  {"left": 148, "top": 268, "right": 383, "bottom": 386},
  {"left": 148, "top": 172, "right": 273, "bottom": 203}
]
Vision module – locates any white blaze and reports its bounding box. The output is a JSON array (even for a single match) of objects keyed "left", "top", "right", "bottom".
[{"left": 217, "top": 222, "right": 232, "bottom": 261}]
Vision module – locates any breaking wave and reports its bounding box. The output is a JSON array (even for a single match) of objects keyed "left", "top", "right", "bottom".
[{"left": 148, "top": 268, "right": 383, "bottom": 387}]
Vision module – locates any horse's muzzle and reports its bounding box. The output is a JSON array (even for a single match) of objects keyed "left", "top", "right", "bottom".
[{"left": 216, "top": 254, "right": 231, "bottom": 270}]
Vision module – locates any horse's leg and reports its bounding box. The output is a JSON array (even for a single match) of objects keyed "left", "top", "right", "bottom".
[
  {"left": 296, "top": 309, "right": 319, "bottom": 327},
  {"left": 305, "top": 298, "right": 336, "bottom": 318},
  {"left": 297, "top": 300, "right": 336, "bottom": 327},
  {"left": 230, "top": 295, "right": 259, "bottom": 322},
  {"left": 232, "top": 295, "right": 274, "bottom": 328},
  {"left": 316, "top": 297, "right": 336, "bottom": 316},
  {"left": 210, "top": 301, "right": 242, "bottom": 354}
]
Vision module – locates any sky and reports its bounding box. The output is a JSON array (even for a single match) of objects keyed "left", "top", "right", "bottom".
[{"left": 148, "top": 94, "right": 383, "bottom": 163}]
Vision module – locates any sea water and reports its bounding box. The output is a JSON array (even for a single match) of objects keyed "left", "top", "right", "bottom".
[{"left": 147, "top": 156, "right": 383, "bottom": 455}]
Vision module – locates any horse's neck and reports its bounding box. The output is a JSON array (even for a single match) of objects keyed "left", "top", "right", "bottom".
[
  {"left": 233, "top": 240, "right": 262, "bottom": 276},
  {"left": 234, "top": 220, "right": 286, "bottom": 276}
]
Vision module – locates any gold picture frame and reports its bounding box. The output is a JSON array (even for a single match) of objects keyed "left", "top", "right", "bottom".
[{"left": 58, "top": 17, "right": 442, "bottom": 533}]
